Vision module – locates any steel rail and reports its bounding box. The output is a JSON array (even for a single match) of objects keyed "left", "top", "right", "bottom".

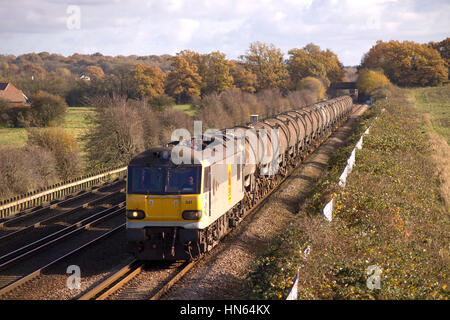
[
  {"left": 0, "top": 179, "right": 125, "bottom": 227},
  {"left": 0, "top": 203, "right": 125, "bottom": 271},
  {"left": 0, "top": 166, "right": 127, "bottom": 218},
  {"left": 78, "top": 259, "right": 143, "bottom": 300},
  {"left": 0, "top": 189, "right": 125, "bottom": 243},
  {"left": 147, "top": 105, "right": 362, "bottom": 300},
  {"left": 0, "top": 223, "right": 125, "bottom": 297}
]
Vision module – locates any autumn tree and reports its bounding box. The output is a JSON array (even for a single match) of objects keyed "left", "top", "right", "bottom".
[
  {"left": 107, "top": 64, "right": 136, "bottom": 99},
  {"left": 231, "top": 61, "right": 257, "bottom": 93},
  {"left": 27, "top": 127, "right": 83, "bottom": 180},
  {"left": 428, "top": 37, "right": 449, "bottom": 79},
  {"left": 241, "top": 42, "right": 288, "bottom": 91},
  {"left": 83, "top": 96, "right": 145, "bottom": 169},
  {"left": 176, "top": 50, "right": 234, "bottom": 96},
  {"left": 296, "top": 77, "right": 326, "bottom": 100},
  {"left": 287, "top": 44, "right": 344, "bottom": 89},
  {"left": 287, "top": 48, "right": 327, "bottom": 89},
  {"left": 312, "top": 47, "right": 344, "bottom": 83},
  {"left": 360, "top": 40, "right": 448, "bottom": 86},
  {"left": 132, "top": 63, "right": 166, "bottom": 102},
  {"left": 56, "top": 67, "right": 72, "bottom": 78},
  {"left": 165, "top": 55, "right": 202, "bottom": 104},
  {"left": 0, "top": 61, "right": 10, "bottom": 80},
  {"left": 29, "top": 91, "right": 68, "bottom": 127},
  {"left": 84, "top": 65, "right": 105, "bottom": 80},
  {"left": 199, "top": 51, "right": 234, "bottom": 95}
]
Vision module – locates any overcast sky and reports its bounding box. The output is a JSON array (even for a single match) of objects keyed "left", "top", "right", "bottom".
[{"left": 0, "top": 0, "right": 448, "bottom": 66}]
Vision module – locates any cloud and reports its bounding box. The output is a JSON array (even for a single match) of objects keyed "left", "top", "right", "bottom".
[{"left": 0, "top": 0, "right": 448, "bottom": 65}]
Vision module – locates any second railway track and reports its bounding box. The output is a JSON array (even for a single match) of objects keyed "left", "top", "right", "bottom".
[
  {"left": 74, "top": 107, "right": 362, "bottom": 300},
  {"left": 0, "top": 103, "right": 365, "bottom": 300}
]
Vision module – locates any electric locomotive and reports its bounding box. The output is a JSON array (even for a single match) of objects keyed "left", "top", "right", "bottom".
[{"left": 126, "top": 135, "right": 246, "bottom": 260}]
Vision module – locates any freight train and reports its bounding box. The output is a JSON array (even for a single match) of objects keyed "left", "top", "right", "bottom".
[{"left": 126, "top": 96, "right": 354, "bottom": 260}]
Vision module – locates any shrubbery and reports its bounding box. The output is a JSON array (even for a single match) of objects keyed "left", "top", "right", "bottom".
[
  {"left": 296, "top": 77, "right": 326, "bottom": 100},
  {"left": 0, "top": 146, "right": 59, "bottom": 199},
  {"left": 29, "top": 91, "right": 68, "bottom": 127},
  {"left": 360, "top": 40, "right": 448, "bottom": 87},
  {"left": 356, "top": 69, "right": 392, "bottom": 100},
  {"left": 27, "top": 127, "right": 83, "bottom": 180}
]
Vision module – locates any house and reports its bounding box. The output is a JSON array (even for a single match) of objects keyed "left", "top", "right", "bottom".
[{"left": 0, "top": 83, "right": 28, "bottom": 107}]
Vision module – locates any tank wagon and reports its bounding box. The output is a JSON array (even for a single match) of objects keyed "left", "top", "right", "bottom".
[{"left": 126, "top": 96, "right": 353, "bottom": 260}]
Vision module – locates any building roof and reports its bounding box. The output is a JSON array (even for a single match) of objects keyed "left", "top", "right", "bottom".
[{"left": 0, "top": 82, "right": 27, "bottom": 104}]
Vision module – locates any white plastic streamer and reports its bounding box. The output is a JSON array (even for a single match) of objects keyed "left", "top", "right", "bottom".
[
  {"left": 356, "top": 136, "right": 363, "bottom": 150},
  {"left": 347, "top": 149, "right": 356, "bottom": 172},
  {"left": 322, "top": 198, "right": 334, "bottom": 222},
  {"left": 339, "top": 164, "right": 349, "bottom": 187},
  {"left": 286, "top": 268, "right": 300, "bottom": 300}
]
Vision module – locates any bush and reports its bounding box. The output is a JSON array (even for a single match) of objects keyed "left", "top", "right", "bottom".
[
  {"left": 360, "top": 40, "right": 448, "bottom": 87},
  {"left": 27, "top": 127, "right": 83, "bottom": 180},
  {"left": 0, "top": 146, "right": 58, "bottom": 199},
  {"left": 356, "top": 69, "right": 391, "bottom": 98},
  {"left": 29, "top": 91, "right": 68, "bottom": 127},
  {"left": 296, "top": 77, "right": 326, "bottom": 100},
  {"left": 0, "top": 97, "right": 12, "bottom": 126},
  {"left": 82, "top": 96, "right": 145, "bottom": 169},
  {"left": 151, "top": 93, "right": 175, "bottom": 111}
]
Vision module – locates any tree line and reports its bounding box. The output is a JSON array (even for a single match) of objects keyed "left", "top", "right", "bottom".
[
  {"left": 359, "top": 38, "right": 449, "bottom": 87},
  {"left": 0, "top": 42, "right": 343, "bottom": 108},
  {"left": 0, "top": 42, "right": 340, "bottom": 199},
  {"left": 2, "top": 37, "right": 447, "bottom": 199}
]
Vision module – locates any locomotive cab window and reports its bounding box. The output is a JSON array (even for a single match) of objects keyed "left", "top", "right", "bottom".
[{"left": 128, "top": 166, "right": 201, "bottom": 195}]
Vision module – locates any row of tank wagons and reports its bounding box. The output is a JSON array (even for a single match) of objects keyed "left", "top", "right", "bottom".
[{"left": 230, "top": 96, "right": 353, "bottom": 187}]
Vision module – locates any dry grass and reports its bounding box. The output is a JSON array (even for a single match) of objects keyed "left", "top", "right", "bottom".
[
  {"left": 424, "top": 116, "right": 450, "bottom": 210},
  {"left": 247, "top": 87, "right": 449, "bottom": 300}
]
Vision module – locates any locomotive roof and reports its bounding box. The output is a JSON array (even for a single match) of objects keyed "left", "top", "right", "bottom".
[{"left": 129, "top": 146, "right": 207, "bottom": 167}]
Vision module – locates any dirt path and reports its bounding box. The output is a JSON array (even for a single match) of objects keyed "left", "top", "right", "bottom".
[{"left": 163, "top": 105, "right": 368, "bottom": 300}]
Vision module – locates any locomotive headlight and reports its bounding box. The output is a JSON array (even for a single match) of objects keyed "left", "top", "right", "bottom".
[
  {"left": 126, "top": 210, "right": 145, "bottom": 219},
  {"left": 182, "top": 210, "right": 202, "bottom": 220}
]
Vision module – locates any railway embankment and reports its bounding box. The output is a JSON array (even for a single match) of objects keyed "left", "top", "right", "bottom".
[
  {"left": 248, "top": 86, "right": 449, "bottom": 299},
  {"left": 160, "top": 104, "right": 369, "bottom": 300}
]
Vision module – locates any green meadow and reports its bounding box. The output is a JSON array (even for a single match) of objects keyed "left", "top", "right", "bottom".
[
  {"left": 0, "top": 107, "right": 95, "bottom": 149},
  {"left": 407, "top": 85, "right": 450, "bottom": 144}
]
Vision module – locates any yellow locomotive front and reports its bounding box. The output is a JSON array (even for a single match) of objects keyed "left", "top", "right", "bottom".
[
  {"left": 126, "top": 132, "right": 246, "bottom": 261},
  {"left": 126, "top": 147, "right": 206, "bottom": 260}
]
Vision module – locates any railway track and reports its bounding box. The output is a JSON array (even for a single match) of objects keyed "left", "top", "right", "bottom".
[
  {"left": 75, "top": 107, "right": 361, "bottom": 300},
  {"left": 0, "top": 180, "right": 125, "bottom": 256},
  {"left": 0, "top": 103, "right": 363, "bottom": 300},
  {"left": 0, "top": 178, "right": 125, "bottom": 232},
  {"left": 75, "top": 150, "right": 311, "bottom": 300},
  {"left": 0, "top": 205, "right": 126, "bottom": 298}
]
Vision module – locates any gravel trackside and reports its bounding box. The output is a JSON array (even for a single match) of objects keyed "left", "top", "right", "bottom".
[{"left": 162, "top": 105, "right": 368, "bottom": 300}]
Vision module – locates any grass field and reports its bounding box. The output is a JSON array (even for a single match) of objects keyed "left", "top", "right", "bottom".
[
  {"left": 247, "top": 86, "right": 449, "bottom": 299},
  {"left": 171, "top": 104, "right": 198, "bottom": 116},
  {"left": 0, "top": 104, "right": 197, "bottom": 150},
  {"left": 0, "top": 107, "right": 95, "bottom": 149},
  {"left": 407, "top": 85, "right": 450, "bottom": 144}
]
